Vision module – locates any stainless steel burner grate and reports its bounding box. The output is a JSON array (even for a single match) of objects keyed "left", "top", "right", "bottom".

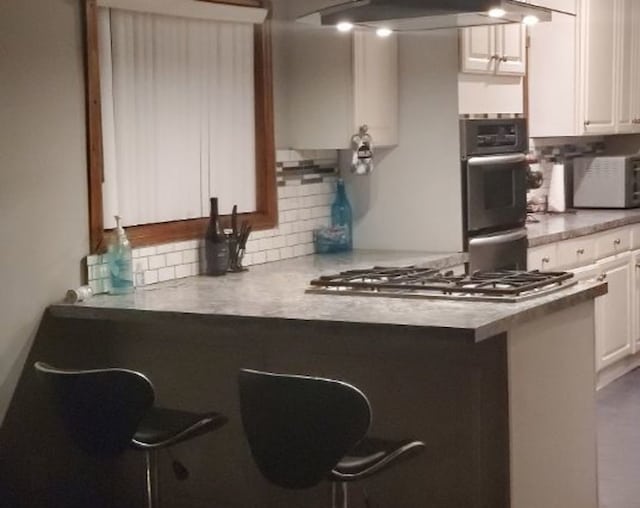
[{"left": 307, "top": 267, "right": 576, "bottom": 302}]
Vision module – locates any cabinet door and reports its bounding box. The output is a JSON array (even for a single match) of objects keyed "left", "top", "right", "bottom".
[
  {"left": 630, "top": 2, "right": 640, "bottom": 130},
  {"left": 495, "top": 24, "right": 526, "bottom": 76},
  {"left": 595, "top": 254, "right": 633, "bottom": 371},
  {"left": 353, "top": 31, "right": 398, "bottom": 147},
  {"left": 528, "top": 11, "right": 578, "bottom": 137},
  {"left": 633, "top": 251, "right": 640, "bottom": 352},
  {"left": 580, "top": 0, "right": 618, "bottom": 134},
  {"left": 460, "top": 26, "right": 496, "bottom": 74}
]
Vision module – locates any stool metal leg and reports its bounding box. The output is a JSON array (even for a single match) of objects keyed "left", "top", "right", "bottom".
[
  {"left": 145, "top": 449, "right": 159, "bottom": 508},
  {"left": 331, "top": 482, "right": 349, "bottom": 508}
]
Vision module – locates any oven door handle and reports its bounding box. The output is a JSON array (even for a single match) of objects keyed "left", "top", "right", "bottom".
[
  {"left": 468, "top": 228, "right": 528, "bottom": 247},
  {"left": 467, "top": 154, "right": 527, "bottom": 167}
]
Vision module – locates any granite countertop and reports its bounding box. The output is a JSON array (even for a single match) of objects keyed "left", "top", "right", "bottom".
[
  {"left": 50, "top": 250, "right": 606, "bottom": 343},
  {"left": 527, "top": 209, "right": 640, "bottom": 247}
]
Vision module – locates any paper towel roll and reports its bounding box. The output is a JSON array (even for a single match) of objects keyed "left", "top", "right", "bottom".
[{"left": 548, "top": 163, "right": 566, "bottom": 213}]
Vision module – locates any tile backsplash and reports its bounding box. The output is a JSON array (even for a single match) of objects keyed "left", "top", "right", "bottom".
[{"left": 86, "top": 150, "right": 339, "bottom": 294}]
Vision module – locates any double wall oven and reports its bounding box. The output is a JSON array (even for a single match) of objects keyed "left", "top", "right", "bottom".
[{"left": 461, "top": 118, "right": 529, "bottom": 273}]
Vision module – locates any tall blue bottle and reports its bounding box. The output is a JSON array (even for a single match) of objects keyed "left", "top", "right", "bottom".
[{"left": 331, "top": 178, "right": 353, "bottom": 251}]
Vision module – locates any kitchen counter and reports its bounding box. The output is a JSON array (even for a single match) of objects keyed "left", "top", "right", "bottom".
[
  {"left": 50, "top": 249, "right": 605, "bottom": 342},
  {"left": 527, "top": 208, "right": 640, "bottom": 247},
  {"left": 5, "top": 250, "right": 604, "bottom": 508}
]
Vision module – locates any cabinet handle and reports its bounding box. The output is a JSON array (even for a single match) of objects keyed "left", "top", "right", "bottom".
[
  {"left": 598, "top": 273, "right": 608, "bottom": 282},
  {"left": 542, "top": 257, "right": 550, "bottom": 264},
  {"left": 584, "top": 120, "right": 591, "bottom": 127},
  {"left": 577, "top": 248, "right": 585, "bottom": 255},
  {"left": 490, "top": 54, "right": 500, "bottom": 61},
  {"left": 500, "top": 56, "right": 508, "bottom": 62},
  {"left": 614, "top": 238, "right": 622, "bottom": 246},
  {"left": 636, "top": 264, "right": 640, "bottom": 269}
]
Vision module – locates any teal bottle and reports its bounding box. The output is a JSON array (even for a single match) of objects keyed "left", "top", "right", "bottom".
[
  {"left": 331, "top": 178, "right": 353, "bottom": 251},
  {"left": 107, "top": 215, "right": 134, "bottom": 294}
]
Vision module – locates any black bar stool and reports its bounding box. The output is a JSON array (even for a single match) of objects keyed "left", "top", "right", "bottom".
[
  {"left": 238, "top": 368, "right": 425, "bottom": 507},
  {"left": 34, "top": 361, "right": 227, "bottom": 508}
]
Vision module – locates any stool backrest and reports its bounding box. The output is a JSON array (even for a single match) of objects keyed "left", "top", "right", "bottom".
[
  {"left": 34, "top": 362, "right": 155, "bottom": 458},
  {"left": 238, "top": 368, "right": 371, "bottom": 489}
]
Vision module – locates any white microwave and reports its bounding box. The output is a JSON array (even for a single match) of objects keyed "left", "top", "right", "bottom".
[{"left": 573, "top": 155, "right": 640, "bottom": 209}]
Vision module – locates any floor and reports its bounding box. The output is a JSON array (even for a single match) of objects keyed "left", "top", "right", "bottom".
[{"left": 597, "top": 368, "right": 640, "bottom": 508}]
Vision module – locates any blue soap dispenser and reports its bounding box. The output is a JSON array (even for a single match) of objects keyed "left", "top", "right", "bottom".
[
  {"left": 331, "top": 178, "right": 353, "bottom": 251},
  {"left": 108, "top": 215, "right": 134, "bottom": 294}
]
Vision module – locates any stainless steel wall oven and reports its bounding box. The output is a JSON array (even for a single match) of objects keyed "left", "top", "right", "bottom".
[{"left": 460, "top": 118, "right": 529, "bottom": 272}]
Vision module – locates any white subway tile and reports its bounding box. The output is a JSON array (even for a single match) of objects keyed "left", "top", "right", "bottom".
[
  {"left": 279, "top": 198, "right": 300, "bottom": 211},
  {"left": 293, "top": 244, "right": 307, "bottom": 257},
  {"left": 148, "top": 254, "right": 167, "bottom": 270},
  {"left": 260, "top": 238, "right": 274, "bottom": 251},
  {"left": 252, "top": 251, "right": 267, "bottom": 265},
  {"left": 279, "top": 222, "right": 293, "bottom": 235},
  {"left": 137, "top": 246, "right": 157, "bottom": 258},
  {"left": 298, "top": 208, "right": 312, "bottom": 221},
  {"left": 299, "top": 231, "right": 313, "bottom": 245},
  {"left": 166, "top": 252, "right": 183, "bottom": 266},
  {"left": 280, "top": 246, "right": 294, "bottom": 259},
  {"left": 182, "top": 249, "right": 198, "bottom": 264},
  {"left": 266, "top": 249, "right": 281, "bottom": 262},
  {"left": 302, "top": 243, "right": 314, "bottom": 255},
  {"left": 144, "top": 270, "right": 159, "bottom": 285},
  {"left": 175, "top": 264, "right": 193, "bottom": 279},
  {"left": 190, "top": 262, "right": 201, "bottom": 275},
  {"left": 133, "top": 258, "right": 149, "bottom": 272},
  {"left": 272, "top": 235, "right": 286, "bottom": 249},
  {"left": 86, "top": 255, "right": 100, "bottom": 266},
  {"left": 245, "top": 239, "right": 260, "bottom": 254},
  {"left": 311, "top": 207, "right": 329, "bottom": 219},
  {"left": 286, "top": 233, "right": 300, "bottom": 247},
  {"left": 158, "top": 266, "right": 175, "bottom": 282},
  {"left": 243, "top": 253, "right": 254, "bottom": 267},
  {"left": 156, "top": 244, "right": 176, "bottom": 254},
  {"left": 282, "top": 210, "right": 299, "bottom": 223}
]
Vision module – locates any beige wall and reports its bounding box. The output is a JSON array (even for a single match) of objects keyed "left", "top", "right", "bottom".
[{"left": 0, "top": 0, "right": 89, "bottom": 422}]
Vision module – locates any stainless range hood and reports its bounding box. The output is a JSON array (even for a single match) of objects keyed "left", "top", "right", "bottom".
[{"left": 298, "top": 0, "right": 563, "bottom": 31}]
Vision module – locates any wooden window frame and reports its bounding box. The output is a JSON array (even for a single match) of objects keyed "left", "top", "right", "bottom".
[{"left": 84, "top": 0, "right": 277, "bottom": 253}]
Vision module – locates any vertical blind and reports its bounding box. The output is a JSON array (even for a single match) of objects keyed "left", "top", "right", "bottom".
[{"left": 99, "top": 7, "right": 257, "bottom": 229}]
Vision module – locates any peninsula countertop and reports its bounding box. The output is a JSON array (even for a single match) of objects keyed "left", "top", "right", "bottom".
[
  {"left": 50, "top": 250, "right": 606, "bottom": 342},
  {"left": 527, "top": 209, "right": 640, "bottom": 247}
]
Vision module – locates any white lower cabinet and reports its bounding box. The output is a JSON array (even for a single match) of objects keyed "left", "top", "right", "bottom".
[
  {"left": 531, "top": 225, "right": 640, "bottom": 386},
  {"left": 633, "top": 250, "right": 640, "bottom": 352},
  {"left": 594, "top": 254, "right": 633, "bottom": 371}
]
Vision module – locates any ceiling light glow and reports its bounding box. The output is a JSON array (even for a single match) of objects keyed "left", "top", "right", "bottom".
[
  {"left": 376, "top": 27, "right": 393, "bottom": 38},
  {"left": 522, "top": 15, "right": 539, "bottom": 25},
  {"left": 337, "top": 21, "right": 354, "bottom": 32},
  {"left": 488, "top": 8, "right": 506, "bottom": 18}
]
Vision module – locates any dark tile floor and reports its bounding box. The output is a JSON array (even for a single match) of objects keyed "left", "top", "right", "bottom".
[{"left": 597, "top": 368, "right": 640, "bottom": 508}]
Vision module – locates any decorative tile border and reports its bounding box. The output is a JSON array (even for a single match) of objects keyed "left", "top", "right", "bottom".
[
  {"left": 459, "top": 113, "right": 525, "bottom": 120},
  {"left": 86, "top": 150, "right": 339, "bottom": 294}
]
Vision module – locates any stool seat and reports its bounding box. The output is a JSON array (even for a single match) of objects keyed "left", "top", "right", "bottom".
[
  {"left": 35, "top": 361, "right": 227, "bottom": 507},
  {"left": 134, "top": 407, "right": 228, "bottom": 449},
  {"left": 238, "top": 368, "right": 426, "bottom": 507},
  {"left": 332, "top": 437, "right": 426, "bottom": 481}
]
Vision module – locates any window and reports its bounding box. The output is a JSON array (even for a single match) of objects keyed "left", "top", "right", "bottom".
[{"left": 85, "top": 0, "right": 277, "bottom": 252}]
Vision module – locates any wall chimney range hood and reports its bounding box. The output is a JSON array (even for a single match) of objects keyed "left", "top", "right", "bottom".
[{"left": 298, "top": 0, "right": 564, "bottom": 32}]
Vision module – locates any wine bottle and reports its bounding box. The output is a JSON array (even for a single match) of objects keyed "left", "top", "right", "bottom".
[{"left": 205, "top": 197, "right": 229, "bottom": 276}]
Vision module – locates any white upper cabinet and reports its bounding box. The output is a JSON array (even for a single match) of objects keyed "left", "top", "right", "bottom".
[
  {"left": 288, "top": 26, "right": 398, "bottom": 150},
  {"left": 461, "top": 24, "right": 526, "bottom": 76},
  {"left": 579, "top": 0, "right": 617, "bottom": 134},
  {"left": 529, "top": 0, "right": 638, "bottom": 137},
  {"left": 617, "top": 0, "right": 640, "bottom": 134}
]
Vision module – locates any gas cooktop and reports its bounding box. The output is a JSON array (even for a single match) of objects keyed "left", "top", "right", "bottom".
[{"left": 307, "top": 267, "right": 576, "bottom": 303}]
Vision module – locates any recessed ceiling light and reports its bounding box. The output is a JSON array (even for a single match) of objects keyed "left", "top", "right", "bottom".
[
  {"left": 488, "top": 8, "right": 506, "bottom": 18},
  {"left": 376, "top": 27, "right": 393, "bottom": 38},
  {"left": 337, "top": 21, "right": 354, "bottom": 32},
  {"left": 522, "top": 15, "right": 539, "bottom": 25}
]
